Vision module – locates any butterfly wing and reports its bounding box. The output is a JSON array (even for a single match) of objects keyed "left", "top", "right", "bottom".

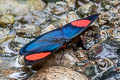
[
  {"left": 19, "top": 29, "right": 65, "bottom": 66},
  {"left": 24, "top": 52, "right": 51, "bottom": 66},
  {"left": 24, "top": 39, "right": 64, "bottom": 66},
  {"left": 19, "top": 29, "right": 64, "bottom": 56},
  {"left": 62, "top": 14, "right": 99, "bottom": 39}
]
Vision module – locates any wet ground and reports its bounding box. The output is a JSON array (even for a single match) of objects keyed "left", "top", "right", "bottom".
[{"left": 0, "top": 0, "right": 120, "bottom": 80}]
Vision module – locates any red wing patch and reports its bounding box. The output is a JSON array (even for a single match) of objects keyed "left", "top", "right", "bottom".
[
  {"left": 25, "top": 52, "right": 51, "bottom": 61},
  {"left": 71, "top": 20, "right": 90, "bottom": 27}
]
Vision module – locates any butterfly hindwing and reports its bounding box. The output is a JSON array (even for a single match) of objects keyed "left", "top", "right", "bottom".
[
  {"left": 25, "top": 52, "right": 51, "bottom": 61},
  {"left": 23, "top": 39, "right": 64, "bottom": 66},
  {"left": 24, "top": 52, "right": 52, "bottom": 65}
]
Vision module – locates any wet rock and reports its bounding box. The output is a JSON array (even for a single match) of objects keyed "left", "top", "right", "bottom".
[
  {"left": 0, "top": 69, "right": 17, "bottom": 80},
  {"left": 0, "top": 34, "right": 16, "bottom": 44},
  {"left": 100, "top": 71, "right": 120, "bottom": 80},
  {"left": 9, "top": 71, "right": 35, "bottom": 80},
  {"left": 65, "top": 11, "right": 79, "bottom": 23},
  {"left": 0, "top": 14, "right": 15, "bottom": 27},
  {"left": 44, "top": 49, "right": 79, "bottom": 68},
  {"left": 78, "top": 0, "right": 89, "bottom": 4},
  {"left": 28, "top": 0, "right": 46, "bottom": 10},
  {"left": 98, "top": 13, "right": 110, "bottom": 25},
  {"left": 100, "top": 25, "right": 111, "bottom": 40},
  {"left": 0, "top": 46, "right": 5, "bottom": 54},
  {"left": 0, "top": 28, "right": 10, "bottom": 35},
  {"left": 66, "top": 0, "right": 76, "bottom": 8},
  {"left": 8, "top": 36, "right": 33, "bottom": 53},
  {"left": 91, "top": 0, "right": 101, "bottom": 3},
  {"left": 96, "top": 38, "right": 119, "bottom": 59},
  {"left": 22, "top": 11, "right": 49, "bottom": 26},
  {"left": 13, "top": 37, "right": 33, "bottom": 47},
  {"left": 0, "top": 0, "right": 30, "bottom": 16},
  {"left": 98, "top": 6, "right": 120, "bottom": 27},
  {"left": 101, "top": 0, "right": 119, "bottom": 9},
  {"left": 105, "top": 5, "right": 111, "bottom": 10},
  {"left": 75, "top": 49, "right": 88, "bottom": 60},
  {"left": 18, "top": 56, "right": 25, "bottom": 66},
  {"left": 96, "top": 58, "right": 114, "bottom": 71},
  {"left": 84, "top": 65, "right": 96, "bottom": 77},
  {"left": 50, "top": 2, "right": 68, "bottom": 15},
  {"left": 74, "top": 55, "right": 97, "bottom": 74},
  {"left": 88, "top": 43, "right": 103, "bottom": 59},
  {"left": 43, "top": 0, "right": 61, "bottom": 3},
  {"left": 79, "top": 26, "right": 100, "bottom": 49},
  {"left": 101, "top": 0, "right": 111, "bottom": 10},
  {"left": 0, "top": 0, "right": 46, "bottom": 16},
  {"left": 111, "top": 27, "right": 120, "bottom": 39},
  {"left": 16, "top": 24, "right": 41, "bottom": 38},
  {"left": 9, "top": 41, "right": 21, "bottom": 52},
  {"left": 29, "top": 66, "right": 88, "bottom": 80},
  {"left": 0, "top": 57, "right": 15, "bottom": 69},
  {"left": 41, "top": 24, "right": 56, "bottom": 34},
  {"left": 77, "top": 3, "right": 97, "bottom": 16},
  {"left": 59, "top": 11, "right": 79, "bottom": 26}
]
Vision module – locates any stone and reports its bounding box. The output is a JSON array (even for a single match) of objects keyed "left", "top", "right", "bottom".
[
  {"left": 50, "top": 2, "right": 68, "bottom": 15},
  {"left": 23, "top": 11, "right": 49, "bottom": 26},
  {"left": 0, "top": 57, "right": 14, "bottom": 69},
  {"left": 77, "top": 3, "right": 97, "bottom": 16},
  {"left": 0, "top": 69, "right": 17, "bottom": 80},
  {"left": 0, "top": 34, "right": 16, "bottom": 44},
  {"left": 16, "top": 24, "right": 41, "bottom": 38},
  {"left": 28, "top": 0, "right": 46, "bottom": 11},
  {"left": 9, "top": 41, "right": 21, "bottom": 52},
  {"left": 44, "top": 49, "right": 79, "bottom": 68},
  {"left": 0, "top": 0, "right": 30, "bottom": 16},
  {"left": 41, "top": 24, "right": 56, "bottom": 34},
  {"left": 98, "top": 13, "right": 109, "bottom": 25},
  {"left": 0, "top": 14, "right": 15, "bottom": 27},
  {"left": 59, "top": 11, "right": 79, "bottom": 27},
  {"left": 91, "top": 0, "right": 100, "bottom": 3},
  {"left": 0, "top": 0, "right": 46, "bottom": 16},
  {"left": 0, "top": 46, "right": 5, "bottom": 54},
  {"left": 29, "top": 66, "right": 88, "bottom": 80},
  {"left": 43, "top": 0, "right": 60, "bottom": 3},
  {"left": 65, "top": 0, "right": 76, "bottom": 8},
  {"left": 78, "top": 0, "right": 89, "bottom": 4}
]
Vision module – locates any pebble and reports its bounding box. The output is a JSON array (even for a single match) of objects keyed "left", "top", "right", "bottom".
[{"left": 0, "top": 14, "right": 15, "bottom": 27}]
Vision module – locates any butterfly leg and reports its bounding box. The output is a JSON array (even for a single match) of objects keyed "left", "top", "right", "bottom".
[{"left": 60, "top": 49, "right": 65, "bottom": 65}]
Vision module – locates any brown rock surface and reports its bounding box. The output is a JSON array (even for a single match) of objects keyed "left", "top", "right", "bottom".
[{"left": 30, "top": 66, "right": 88, "bottom": 80}]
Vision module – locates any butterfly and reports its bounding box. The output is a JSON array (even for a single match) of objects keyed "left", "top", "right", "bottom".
[{"left": 19, "top": 14, "right": 99, "bottom": 66}]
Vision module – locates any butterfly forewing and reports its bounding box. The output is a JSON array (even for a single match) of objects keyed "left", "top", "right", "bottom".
[
  {"left": 20, "top": 29, "right": 64, "bottom": 55},
  {"left": 62, "top": 14, "right": 99, "bottom": 39}
]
